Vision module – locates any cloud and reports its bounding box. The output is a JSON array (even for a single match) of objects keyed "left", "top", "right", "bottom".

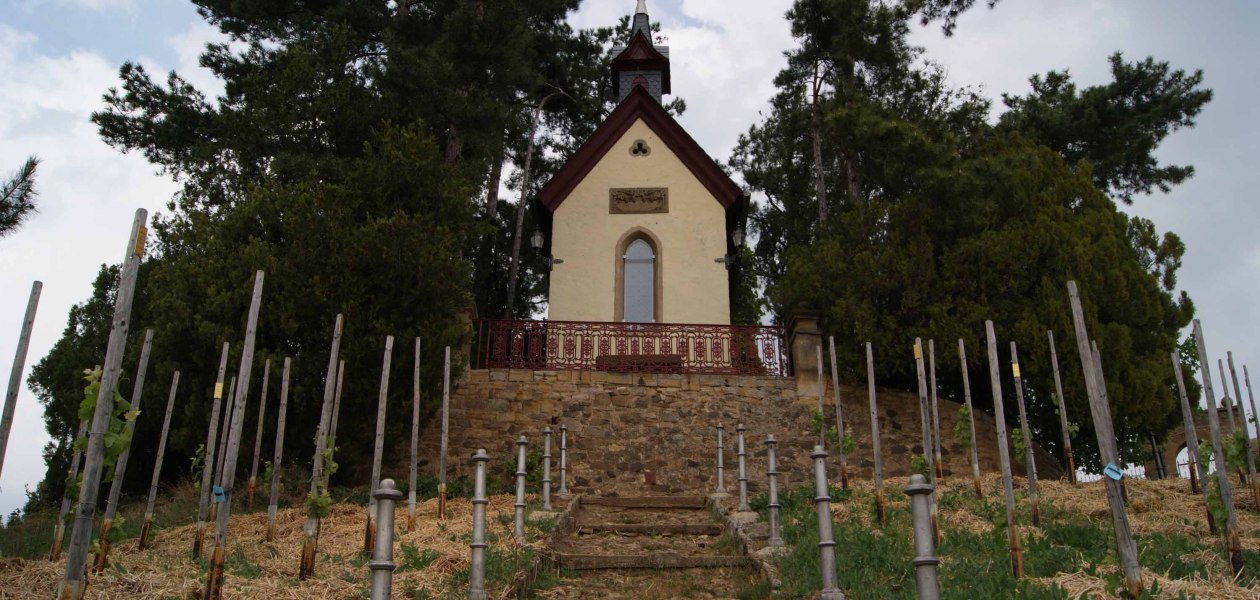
[{"left": 0, "top": 22, "right": 175, "bottom": 518}]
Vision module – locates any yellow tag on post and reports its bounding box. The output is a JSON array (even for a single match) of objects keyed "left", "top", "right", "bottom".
[
  {"left": 133, "top": 225, "right": 148, "bottom": 257},
  {"left": 913, "top": 343, "right": 922, "bottom": 360},
  {"left": 1012, "top": 363, "right": 1021, "bottom": 378},
  {"left": 214, "top": 382, "right": 223, "bottom": 399}
]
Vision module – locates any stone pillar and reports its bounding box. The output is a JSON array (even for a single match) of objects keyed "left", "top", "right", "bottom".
[
  {"left": 736, "top": 423, "right": 751, "bottom": 512},
  {"left": 542, "top": 427, "right": 553, "bottom": 511},
  {"left": 469, "top": 450, "right": 489, "bottom": 600},
  {"left": 787, "top": 309, "right": 823, "bottom": 395},
  {"left": 766, "top": 435, "right": 784, "bottom": 547},
  {"left": 812, "top": 445, "right": 845, "bottom": 600},
  {"left": 369, "top": 479, "right": 403, "bottom": 600},
  {"left": 906, "top": 474, "right": 940, "bottom": 600}
]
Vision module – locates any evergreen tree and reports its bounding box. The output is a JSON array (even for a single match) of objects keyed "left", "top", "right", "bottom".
[
  {"left": 0, "top": 156, "right": 40, "bottom": 238},
  {"left": 734, "top": 0, "right": 1204, "bottom": 466}
]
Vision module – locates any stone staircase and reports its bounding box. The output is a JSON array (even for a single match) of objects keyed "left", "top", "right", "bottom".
[{"left": 542, "top": 495, "right": 762, "bottom": 599}]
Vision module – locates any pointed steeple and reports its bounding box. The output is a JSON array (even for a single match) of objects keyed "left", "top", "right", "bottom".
[{"left": 612, "top": 0, "right": 671, "bottom": 104}]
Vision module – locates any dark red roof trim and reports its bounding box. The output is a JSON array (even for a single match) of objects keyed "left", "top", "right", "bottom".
[{"left": 538, "top": 85, "right": 742, "bottom": 213}]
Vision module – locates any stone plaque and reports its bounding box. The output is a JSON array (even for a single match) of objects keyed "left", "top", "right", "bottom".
[{"left": 609, "top": 188, "right": 668, "bottom": 214}]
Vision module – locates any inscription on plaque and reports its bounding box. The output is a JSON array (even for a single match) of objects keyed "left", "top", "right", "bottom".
[{"left": 609, "top": 188, "right": 668, "bottom": 214}]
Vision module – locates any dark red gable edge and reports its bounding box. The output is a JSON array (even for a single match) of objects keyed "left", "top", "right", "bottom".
[{"left": 538, "top": 85, "right": 742, "bottom": 212}]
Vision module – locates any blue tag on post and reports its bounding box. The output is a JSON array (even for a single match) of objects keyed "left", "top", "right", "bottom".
[
  {"left": 213, "top": 485, "right": 226, "bottom": 503},
  {"left": 1103, "top": 463, "right": 1124, "bottom": 481}
]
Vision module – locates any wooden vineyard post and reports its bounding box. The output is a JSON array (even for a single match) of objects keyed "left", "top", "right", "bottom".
[
  {"left": 912, "top": 338, "right": 938, "bottom": 544},
  {"left": 816, "top": 345, "right": 826, "bottom": 446},
  {"left": 0, "top": 280, "right": 41, "bottom": 482},
  {"left": 195, "top": 343, "right": 231, "bottom": 558},
  {"left": 139, "top": 370, "right": 181, "bottom": 550},
  {"left": 59, "top": 208, "right": 147, "bottom": 600},
  {"left": 1246, "top": 365, "right": 1260, "bottom": 500},
  {"left": 95, "top": 328, "right": 154, "bottom": 573},
  {"left": 1226, "top": 352, "right": 1259, "bottom": 506},
  {"left": 247, "top": 359, "right": 272, "bottom": 509},
  {"left": 438, "top": 346, "right": 450, "bottom": 519},
  {"left": 957, "top": 340, "right": 982, "bottom": 497},
  {"left": 1067, "top": 281, "right": 1142, "bottom": 597},
  {"left": 1046, "top": 331, "right": 1076, "bottom": 484},
  {"left": 408, "top": 337, "right": 420, "bottom": 532},
  {"left": 1218, "top": 360, "right": 1239, "bottom": 436},
  {"left": 205, "top": 270, "right": 265, "bottom": 600},
  {"left": 265, "top": 357, "right": 291, "bottom": 542},
  {"left": 929, "top": 340, "right": 944, "bottom": 481},
  {"left": 1009, "top": 342, "right": 1040, "bottom": 526},
  {"left": 1172, "top": 353, "right": 1215, "bottom": 532},
  {"left": 366, "top": 335, "right": 394, "bottom": 554},
  {"left": 1193, "top": 320, "right": 1244, "bottom": 577},
  {"left": 1090, "top": 343, "right": 1128, "bottom": 505},
  {"left": 324, "top": 360, "right": 346, "bottom": 489},
  {"left": 984, "top": 321, "right": 1022, "bottom": 579},
  {"left": 866, "top": 343, "right": 886, "bottom": 524},
  {"left": 50, "top": 417, "right": 88, "bottom": 561},
  {"left": 300, "top": 314, "right": 343, "bottom": 580},
  {"left": 212, "top": 376, "right": 238, "bottom": 505},
  {"left": 827, "top": 336, "right": 849, "bottom": 489}
]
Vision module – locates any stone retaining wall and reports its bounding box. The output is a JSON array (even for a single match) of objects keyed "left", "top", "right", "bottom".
[{"left": 414, "top": 369, "right": 1063, "bottom": 496}]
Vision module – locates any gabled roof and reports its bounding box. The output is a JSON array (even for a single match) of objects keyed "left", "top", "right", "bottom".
[
  {"left": 610, "top": 29, "right": 671, "bottom": 97},
  {"left": 538, "top": 84, "right": 742, "bottom": 212}
]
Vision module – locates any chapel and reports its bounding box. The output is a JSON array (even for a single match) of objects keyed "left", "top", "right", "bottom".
[{"left": 535, "top": 0, "right": 749, "bottom": 326}]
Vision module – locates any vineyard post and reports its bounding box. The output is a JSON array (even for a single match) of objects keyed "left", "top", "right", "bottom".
[
  {"left": 984, "top": 321, "right": 1022, "bottom": 579},
  {"left": 1009, "top": 342, "right": 1040, "bottom": 526},
  {"left": 1227, "top": 352, "right": 1259, "bottom": 506},
  {"left": 300, "top": 314, "right": 343, "bottom": 580},
  {"left": 408, "top": 337, "right": 420, "bottom": 531},
  {"left": 957, "top": 340, "right": 982, "bottom": 497},
  {"left": 50, "top": 417, "right": 88, "bottom": 561},
  {"left": 324, "top": 359, "right": 346, "bottom": 489},
  {"left": 816, "top": 345, "right": 825, "bottom": 445},
  {"left": 58, "top": 208, "right": 147, "bottom": 600},
  {"left": 866, "top": 342, "right": 885, "bottom": 524},
  {"left": 0, "top": 280, "right": 41, "bottom": 481},
  {"left": 139, "top": 370, "right": 180, "bottom": 549},
  {"left": 1046, "top": 331, "right": 1076, "bottom": 484},
  {"left": 1219, "top": 359, "right": 1239, "bottom": 436},
  {"left": 828, "top": 336, "right": 849, "bottom": 489},
  {"left": 367, "top": 335, "right": 395, "bottom": 554},
  {"left": 1192, "top": 320, "right": 1244, "bottom": 578},
  {"left": 929, "top": 340, "right": 943, "bottom": 481},
  {"left": 1172, "top": 352, "right": 1214, "bottom": 531},
  {"left": 247, "top": 359, "right": 272, "bottom": 509},
  {"left": 1067, "top": 281, "right": 1142, "bottom": 597},
  {"left": 265, "top": 357, "right": 291, "bottom": 542},
  {"left": 95, "top": 327, "right": 154, "bottom": 573},
  {"left": 194, "top": 343, "right": 231, "bottom": 558},
  {"left": 439, "top": 346, "right": 450, "bottom": 517},
  {"left": 204, "top": 270, "right": 265, "bottom": 600},
  {"left": 912, "top": 338, "right": 938, "bottom": 545}
]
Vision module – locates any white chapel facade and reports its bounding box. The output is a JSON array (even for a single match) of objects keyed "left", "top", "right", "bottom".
[{"left": 537, "top": 1, "right": 747, "bottom": 326}]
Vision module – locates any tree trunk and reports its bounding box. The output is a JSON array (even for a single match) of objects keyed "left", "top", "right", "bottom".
[{"left": 505, "top": 93, "right": 561, "bottom": 318}]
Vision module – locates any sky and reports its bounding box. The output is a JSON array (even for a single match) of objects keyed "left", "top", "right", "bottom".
[{"left": 1, "top": 0, "right": 1258, "bottom": 518}]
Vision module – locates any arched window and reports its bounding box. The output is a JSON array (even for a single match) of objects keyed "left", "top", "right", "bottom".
[{"left": 622, "top": 239, "right": 655, "bottom": 322}]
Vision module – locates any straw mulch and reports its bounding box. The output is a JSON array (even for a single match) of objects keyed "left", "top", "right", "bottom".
[{"left": 0, "top": 494, "right": 535, "bottom": 599}]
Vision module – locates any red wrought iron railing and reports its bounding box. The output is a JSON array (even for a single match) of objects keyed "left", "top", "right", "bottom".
[{"left": 474, "top": 319, "right": 790, "bottom": 377}]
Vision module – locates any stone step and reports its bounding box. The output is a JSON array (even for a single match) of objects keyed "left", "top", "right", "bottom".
[
  {"left": 577, "top": 523, "right": 725, "bottom": 536},
  {"left": 554, "top": 552, "right": 750, "bottom": 570},
  {"left": 580, "top": 496, "right": 708, "bottom": 509}
]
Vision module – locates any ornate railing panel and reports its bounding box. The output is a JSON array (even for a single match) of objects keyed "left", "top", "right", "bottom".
[{"left": 474, "top": 319, "right": 789, "bottom": 377}]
